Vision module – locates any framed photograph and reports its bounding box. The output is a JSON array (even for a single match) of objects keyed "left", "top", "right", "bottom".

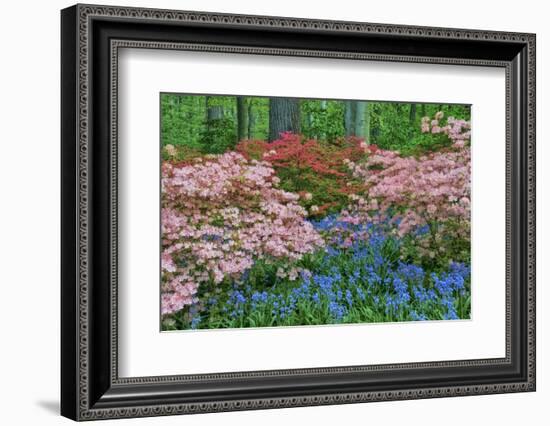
[{"left": 61, "top": 4, "right": 536, "bottom": 421}]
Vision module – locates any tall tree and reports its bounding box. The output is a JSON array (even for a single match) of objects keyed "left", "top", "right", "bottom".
[
  {"left": 409, "top": 103, "right": 417, "bottom": 141},
  {"left": 205, "top": 96, "right": 224, "bottom": 138},
  {"left": 236, "top": 97, "right": 248, "bottom": 141},
  {"left": 206, "top": 96, "right": 223, "bottom": 122},
  {"left": 365, "top": 103, "right": 371, "bottom": 143},
  {"left": 354, "top": 101, "right": 368, "bottom": 140},
  {"left": 268, "top": 98, "right": 301, "bottom": 142},
  {"left": 344, "top": 100, "right": 356, "bottom": 137},
  {"left": 319, "top": 100, "right": 328, "bottom": 141},
  {"left": 247, "top": 99, "right": 255, "bottom": 139},
  {"left": 409, "top": 103, "right": 417, "bottom": 123},
  {"left": 305, "top": 111, "right": 313, "bottom": 135}
]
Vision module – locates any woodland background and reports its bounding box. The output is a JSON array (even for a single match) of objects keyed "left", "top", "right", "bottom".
[{"left": 161, "top": 94, "right": 471, "bottom": 156}]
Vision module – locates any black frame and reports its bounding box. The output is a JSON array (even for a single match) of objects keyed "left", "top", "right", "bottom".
[{"left": 61, "top": 4, "right": 536, "bottom": 421}]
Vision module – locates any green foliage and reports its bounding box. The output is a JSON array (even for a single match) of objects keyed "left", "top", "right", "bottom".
[
  {"left": 400, "top": 220, "right": 471, "bottom": 273},
  {"left": 404, "top": 131, "right": 463, "bottom": 156},
  {"left": 161, "top": 144, "right": 203, "bottom": 162},
  {"left": 301, "top": 100, "right": 345, "bottom": 143},
  {"left": 161, "top": 93, "right": 471, "bottom": 158},
  {"left": 245, "top": 97, "right": 269, "bottom": 140},
  {"left": 370, "top": 102, "right": 410, "bottom": 150},
  {"left": 160, "top": 94, "right": 204, "bottom": 149},
  {"left": 277, "top": 166, "right": 348, "bottom": 215},
  {"left": 198, "top": 117, "right": 237, "bottom": 154}
]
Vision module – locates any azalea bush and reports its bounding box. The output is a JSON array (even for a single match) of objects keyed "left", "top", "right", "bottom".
[
  {"left": 161, "top": 151, "right": 324, "bottom": 315},
  {"left": 333, "top": 112, "right": 471, "bottom": 270},
  {"left": 236, "top": 133, "right": 371, "bottom": 216}
]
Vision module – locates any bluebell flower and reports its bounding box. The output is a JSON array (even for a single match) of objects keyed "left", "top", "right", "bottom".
[
  {"left": 240, "top": 269, "right": 250, "bottom": 283},
  {"left": 345, "top": 289, "right": 354, "bottom": 307},
  {"left": 443, "top": 310, "right": 459, "bottom": 320},
  {"left": 251, "top": 291, "right": 268, "bottom": 308},
  {"left": 416, "top": 224, "right": 430, "bottom": 236},
  {"left": 312, "top": 292, "right": 321, "bottom": 305},
  {"left": 449, "top": 262, "right": 470, "bottom": 280},
  {"left": 326, "top": 246, "right": 340, "bottom": 258},
  {"left": 432, "top": 273, "right": 452, "bottom": 296},
  {"left": 439, "top": 296, "right": 459, "bottom": 320},
  {"left": 410, "top": 311, "right": 427, "bottom": 321},
  {"left": 300, "top": 269, "right": 312, "bottom": 282},
  {"left": 412, "top": 286, "right": 428, "bottom": 303},
  {"left": 373, "top": 253, "right": 385, "bottom": 269},
  {"left": 433, "top": 271, "right": 465, "bottom": 297},
  {"left": 230, "top": 308, "right": 243, "bottom": 319},
  {"left": 393, "top": 277, "right": 411, "bottom": 305},
  {"left": 352, "top": 246, "right": 369, "bottom": 261},
  {"left": 328, "top": 302, "right": 346, "bottom": 321},
  {"left": 310, "top": 214, "right": 340, "bottom": 232},
  {"left": 229, "top": 290, "right": 246, "bottom": 305},
  {"left": 385, "top": 296, "right": 399, "bottom": 315},
  {"left": 397, "top": 262, "right": 425, "bottom": 284},
  {"left": 190, "top": 315, "right": 202, "bottom": 329},
  {"left": 279, "top": 304, "right": 294, "bottom": 320},
  {"left": 314, "top": 274, "right": 337, "bottom": 300}
]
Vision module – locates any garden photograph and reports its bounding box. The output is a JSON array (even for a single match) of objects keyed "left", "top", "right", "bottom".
[{"left": 160, "top": 94, "right": 472, "bottom": 331}]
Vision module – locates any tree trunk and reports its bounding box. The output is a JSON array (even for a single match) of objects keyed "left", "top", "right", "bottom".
[
  {"left": 236, "top": 97, "right": 248, "bottom": 141},
  {"left": 319, "top": 100, "right": 327, "bottom": 141},
  {"left": 344, "top": 101, "right": 356, "bottom": 137},
  {"left": 421, "top": 103, "right": 426, "bottom": 118},
  {"left": 409, "top": 104, "right": 417, "bottom": 141},
  {"left": 268, "top": 98, "right": 301, "bottom": 141},
  {"left": 409, "top": 104, "right": 417, "bottom": 123},
  {"left": 247, "top": 100, "right": 255, "bottom": 139},
  {"left": 354, "top": 101, "right": 367, "bottom": 139},
  {"left": 364, "top": 103, "right": 371, "bottom": 144},
  {"left": 205, "top": 96, "right": 223, "bottom": 136},
  {"left": 306, "top": 112, "right": 313, "bottom": 135},
  {"left": 207, "top": 105, "right": 223, "bottom": 121}
]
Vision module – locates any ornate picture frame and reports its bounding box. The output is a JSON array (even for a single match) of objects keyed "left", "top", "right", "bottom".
[{"left": 61, "top": 4, "right": 535, "bottom": 421}]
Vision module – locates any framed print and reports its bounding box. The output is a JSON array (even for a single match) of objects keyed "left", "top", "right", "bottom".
[{"left": 60, "top": 4, "right": 536, "bottom": 421}]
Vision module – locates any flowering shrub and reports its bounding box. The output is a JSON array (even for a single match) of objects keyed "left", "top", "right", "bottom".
[
  {"left": 325, "top": 113, "right": 472, "bottom": 268},
  {"left": 236, "top": 133, "right": 370, "bottom": 165},
  {"left": 343, "top": 147, "right": 470, "bottom": 234},
  {"left": 236, "top": 133, "right": 372, "bottom": 216},
  {"left": 421, "top": 111, "right": 471, "bottom": 148},
  {"left": 161, "top": 152, "right": 324, "bottom": 315},
  {"left": 402, "top": 111, "right": 472, "bottom": 155}
]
